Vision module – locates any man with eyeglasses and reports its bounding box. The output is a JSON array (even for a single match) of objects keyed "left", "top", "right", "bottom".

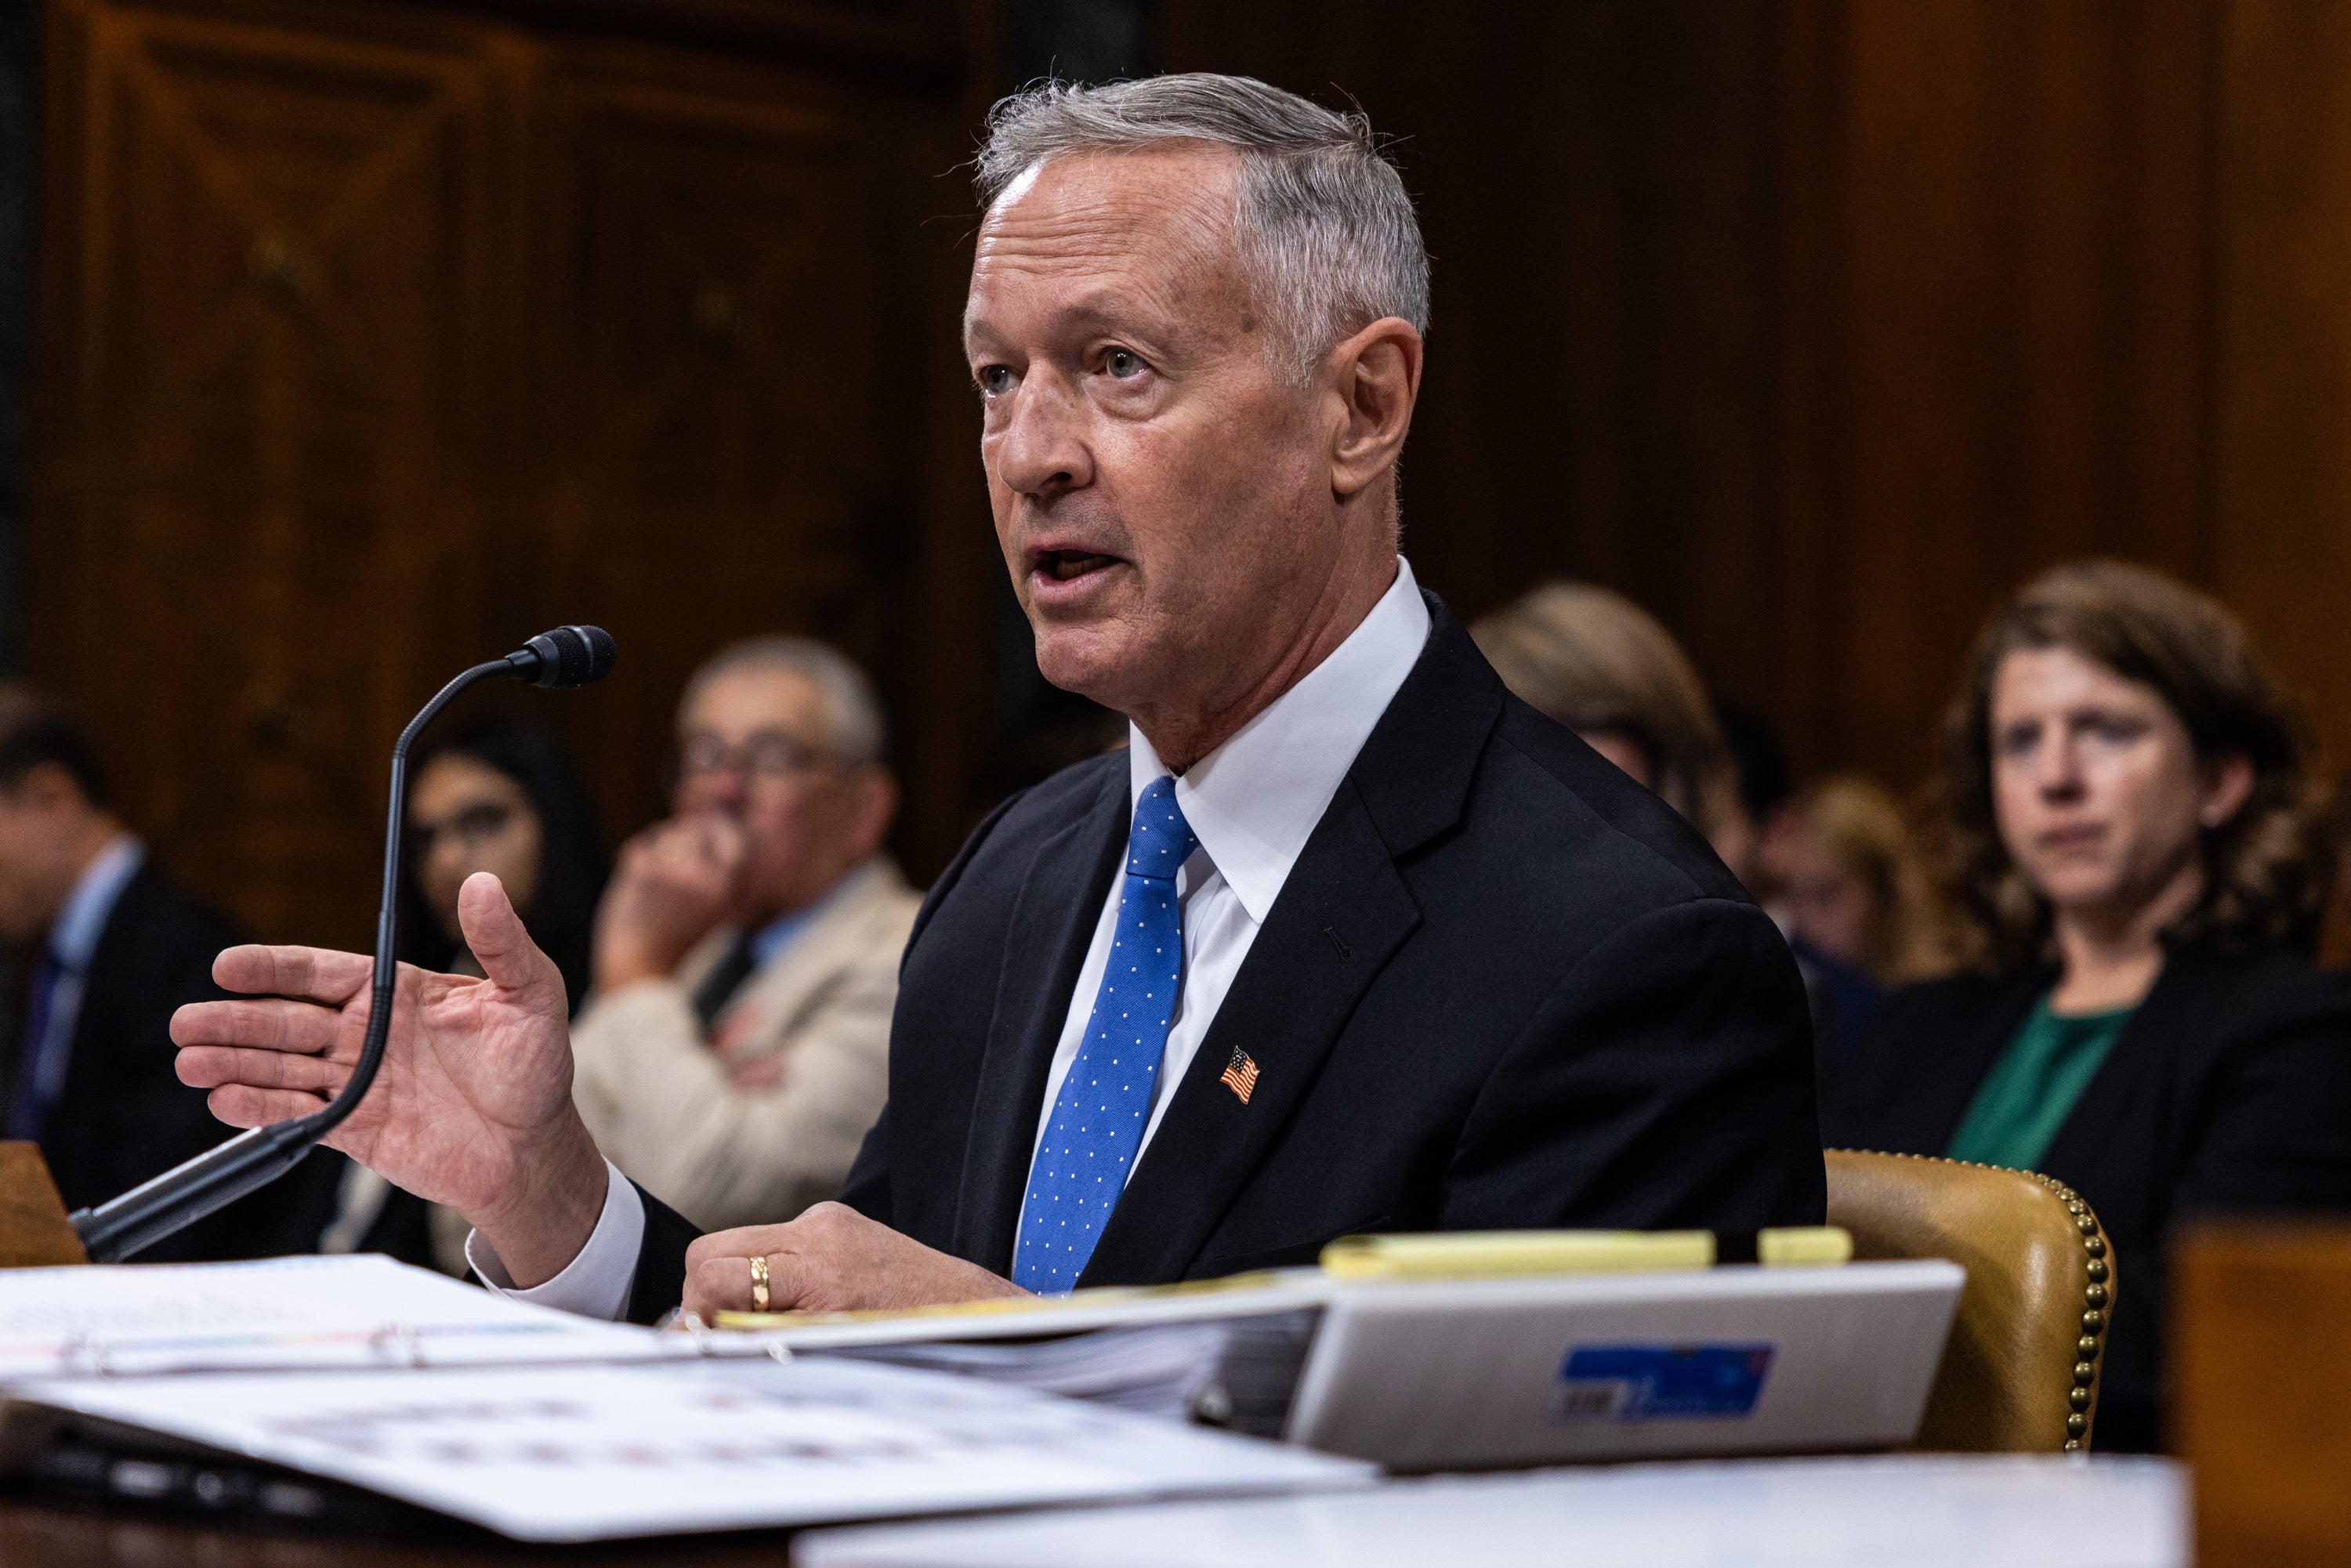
[{"left": 563, "top": 638, "right": 919, "bottom": 1233}]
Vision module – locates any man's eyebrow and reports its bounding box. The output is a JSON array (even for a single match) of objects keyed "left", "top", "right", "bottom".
[{"left": 962, "top": 288, "right": 1176, "bottom": 355}]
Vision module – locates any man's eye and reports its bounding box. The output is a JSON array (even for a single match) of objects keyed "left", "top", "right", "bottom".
[
  {"left": 976, "top": 364, "right": 1017, "bottom": 396},
  {"left": 1105, "top": 349, "right": 1145, "bottom": 379}
]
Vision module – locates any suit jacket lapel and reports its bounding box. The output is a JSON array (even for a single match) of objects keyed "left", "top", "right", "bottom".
[
  {"left": 2041, "top": 943, "right": 2208, "bottom": 1175},
  {"left": 951, "top": 763, "right": 1129, "bottom": 1272},
  {"left": 1079, "top": 780, "right": 1420, "bottom": 1284},
  {"left": 1885, "top": 969, "right": 2049, "bottom": 1155},
  {"left": 1078, "top": 599, "right": 1502, "bottom": 1284}
]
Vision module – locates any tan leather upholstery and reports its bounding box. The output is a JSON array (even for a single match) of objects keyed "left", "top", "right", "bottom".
[{"left": 1826, "top": 1149, "right": 2114, "bottom": 1451}]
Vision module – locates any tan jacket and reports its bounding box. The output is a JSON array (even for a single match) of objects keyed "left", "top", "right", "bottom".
[{"left": 570, "top": 858, "right": 921, "bottom": 1232}]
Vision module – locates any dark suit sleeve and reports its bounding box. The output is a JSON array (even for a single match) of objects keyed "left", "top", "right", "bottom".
[
  {"left": 1441, "top": 897, "right": 1826, "bottom": 1233},
  {"left": 624, "top": 1184, "right": 705, "bottom": 1325},
  {"left": 2172, "top": 987, "right": 2351, "bottom": 1215},
  {"left": 67, "top": 878, "right": 343, "bottom": 1262},
  {"left": 819, "top": 787, "right": 1032, "bottom": 1238},
  {"left": 837, "top": 1102, "right": 893, "bottom": 1224}
]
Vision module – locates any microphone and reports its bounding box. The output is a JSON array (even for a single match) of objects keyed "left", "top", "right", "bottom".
[
  {"left": 68, "top": 627, "right": 618, "bottom": 1263},
  {"left": 510, "top": 624, "right": 617, "bottom": 690}
]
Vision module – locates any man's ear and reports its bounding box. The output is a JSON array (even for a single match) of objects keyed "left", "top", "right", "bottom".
[
  {"left": 1328, "top": 317, "right": 1423, "bottom": 500},
  {"left": 2199, "top": 751, "right": 2256, "bottom": 831}
]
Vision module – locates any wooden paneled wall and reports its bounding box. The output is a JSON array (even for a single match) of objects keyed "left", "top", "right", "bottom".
[
  {"left": 29, "top": 0, "right": 996, "bottom": 947},
  {"left": 2213, "top": 2, "right": 2351, "bottom": 777},
  {"left": 32, "top": 0, "right": 2351, "bottom": 946},
  {"left": 1162, "top": 0, "right": 2351, "bottom": 792}
]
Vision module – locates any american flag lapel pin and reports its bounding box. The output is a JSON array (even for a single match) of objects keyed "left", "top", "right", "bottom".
[{"left": 1219, "top": 1047, "right": 1259, "bottom": 1104}]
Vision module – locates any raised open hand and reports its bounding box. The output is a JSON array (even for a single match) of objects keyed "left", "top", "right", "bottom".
[{"left": 172, "top": 871, "right": 609, "bottom": 1285}]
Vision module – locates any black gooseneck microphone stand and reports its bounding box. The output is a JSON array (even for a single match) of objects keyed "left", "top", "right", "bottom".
[{"left": 68, "top": 625, "right": 618, "bottom": 1264}]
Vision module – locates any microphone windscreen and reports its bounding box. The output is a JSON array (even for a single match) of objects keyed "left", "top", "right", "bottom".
[{"left": 522, "top": 625, "right": 618, "bottom": 688}]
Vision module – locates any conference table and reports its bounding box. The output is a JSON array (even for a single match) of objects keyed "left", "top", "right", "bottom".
[
  {"left": 0, "top": 1497, "right": 795, "bottom": 1565},
  {"left": 0, "top": 1451, "right": 2188, "bottom": 1567}
]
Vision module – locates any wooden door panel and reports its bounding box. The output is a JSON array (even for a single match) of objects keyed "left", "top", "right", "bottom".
[
  {"left": 520, "top": 49, "right": 896, "bottom": 838},
  {"left": 33, "top": 0, "right": 982, "bottom": 940},
  {"left": 39, "top": 1, "right": 513, "bottom": 945}
]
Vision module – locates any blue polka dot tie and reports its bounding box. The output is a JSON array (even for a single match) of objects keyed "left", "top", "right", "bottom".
[{"left": 1012, "top": 776, "right": 1199, "bottom": 1293}]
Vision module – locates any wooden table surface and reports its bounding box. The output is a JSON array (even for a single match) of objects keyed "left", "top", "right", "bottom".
[{"left": 0, "top": 1497, "right": 803, "bottom": 1566}]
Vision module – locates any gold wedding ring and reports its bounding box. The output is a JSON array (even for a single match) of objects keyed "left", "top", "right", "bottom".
[{"left": 748, "top": 1253, "right": 770, "bottom": 1313}]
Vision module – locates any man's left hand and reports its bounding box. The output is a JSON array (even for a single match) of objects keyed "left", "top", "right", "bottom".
[{"left": 682, "top": 1203, "right": 1031, "bottom": 1317}]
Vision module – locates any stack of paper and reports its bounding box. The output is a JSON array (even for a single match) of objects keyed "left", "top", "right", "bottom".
[
  {"left": 722, "top": 1258, "right": 1965, "bottom": 1470},
  {"left": 818, "top": 1306, "right": 1322, "bottom": 1435},
  {"left": 0, "top": 1254, "right": 741, "bottom": 1377},
  {"left": 4, "top": 1358, "right": 1374, "bottom": 1541},
  {"left": 0, "top": 1255, "right": 1371, "bottom": 1541}
]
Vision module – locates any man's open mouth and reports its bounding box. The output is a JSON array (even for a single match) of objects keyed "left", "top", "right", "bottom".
[{"left": 1037, "top": 549, "right": 1121, "bottom": 581}]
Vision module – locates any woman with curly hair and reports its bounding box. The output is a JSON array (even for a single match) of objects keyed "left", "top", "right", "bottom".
[{"left": 1824, "top": 561, "right": 2351, "bottom": 1453}]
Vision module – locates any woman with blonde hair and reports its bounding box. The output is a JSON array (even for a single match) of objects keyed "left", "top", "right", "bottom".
[
  {"left": 1826, "top": 561, "right": 2351, "bottom": 1453},
  {"left": 1775, "top": 774, "right": 1953, "bottom": 1074},
  {"left": 1777, "top": 775, "right": 1951, "bottom": 986},
  {"left": 1471, "top": 582, "right": 1748, "bottom": 875}
]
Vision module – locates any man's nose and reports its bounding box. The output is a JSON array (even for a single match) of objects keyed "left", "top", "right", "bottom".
[
  {"left": 992, "top": 375, "right": 1094, "bottom": 498},
  {"left": 681, "top": 770, "right": 747, "bottom": 815}
]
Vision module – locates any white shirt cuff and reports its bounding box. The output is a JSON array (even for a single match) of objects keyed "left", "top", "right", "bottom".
[{"left": 465, "top": 1158, "right": 646, "bottom": 1323}]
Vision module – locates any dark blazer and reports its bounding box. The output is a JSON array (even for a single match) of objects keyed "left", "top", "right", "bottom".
[
  {"left": 29, "top": 861, "right": 342, "bottom": 1262},
  {"left": 626, "top": 599, "right": 1826, "bottom": 1320},
  {"left": 1823, "top": 940, "right": 2351, "bottom": 1453}
]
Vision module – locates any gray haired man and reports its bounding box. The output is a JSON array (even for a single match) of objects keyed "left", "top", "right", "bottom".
[
  {"left": 176, "top": 75, "right": 1822, "bottom": 1320},
  {"left": 569, "top": 638, "right": 918, "bottom": 1234}
]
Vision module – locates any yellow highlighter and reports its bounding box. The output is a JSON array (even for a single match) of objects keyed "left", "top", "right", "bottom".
[{"left": 1317, "top": 1226, "right": 1853, "bottom": 1281}]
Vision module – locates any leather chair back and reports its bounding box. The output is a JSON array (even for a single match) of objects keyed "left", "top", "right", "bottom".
[{"left": 1825, "top": 1149, "right": 2114, "bottom": 1451}]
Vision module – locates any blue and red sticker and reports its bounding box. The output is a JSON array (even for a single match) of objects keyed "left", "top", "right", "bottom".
[{"left": 1549, "top": 1344, "right": 1775, "bottom": 1423}]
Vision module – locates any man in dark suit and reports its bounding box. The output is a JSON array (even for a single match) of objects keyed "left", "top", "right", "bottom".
[
  {"left": 173, "top": 74, "right": 1823, "bottom": 1319},
  {"left": 0, "top": 686, "right": 337, "bottom": 1259}
]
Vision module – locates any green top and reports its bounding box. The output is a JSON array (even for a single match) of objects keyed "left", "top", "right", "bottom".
[{"left": 1944, "top": 992, "right": 2133, "bottom": 1172}]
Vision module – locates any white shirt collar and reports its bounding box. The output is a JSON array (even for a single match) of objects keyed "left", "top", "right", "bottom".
[
  {"left": 1127, "top": 557, "right": 1431, "bottom": 925},
  {"left": 51, "top": 835, "right": 143, "bottom": 970}
]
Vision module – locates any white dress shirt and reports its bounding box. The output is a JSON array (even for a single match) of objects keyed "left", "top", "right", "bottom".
[
  {"left": 1029, "top": 559, "right": 1431, "bottom": 1169},
  {"left": 472, "top": 557, "right": 1431, "bottom": 1319}
]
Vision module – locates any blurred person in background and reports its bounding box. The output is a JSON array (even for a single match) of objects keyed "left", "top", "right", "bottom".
[
  {"left": 0, "top": 685, "right": 337, "bottom": 1259},
  {"left": 1825, "top": 561, "right": 2351, "bottom": 1452},
  {"left": 567, "top": 637, "right": 919, "bottom": 1233},
  {"left": 1714, "top": 699, "right": 1794, "bottom": 893},
  {"left": 1775, "top": 775, "right": 1953, "bottom": 1074},
  {"left": 400, "top": 719, "right": 607, "bottom": 1008},
  {"left": 1471, "top": 581, "right": 1748, "bottom": 873},
  {"left": 2317, "top": 775, "right": 2351, "bottom": 967},
  {"left": 321, "top": 718, "right": 608, "bottom": 1273}
]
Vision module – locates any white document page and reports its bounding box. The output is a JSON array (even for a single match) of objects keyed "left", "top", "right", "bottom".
[
  {"left": 0, "top": 1254, "right": 736, "bottom": 1378},
  {"left": 796, "top": 1453, "right": 2188, "bottom": 1568},
  {"left": 11, "top": 1358, "right": 1374, "bottom": 1541}
]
